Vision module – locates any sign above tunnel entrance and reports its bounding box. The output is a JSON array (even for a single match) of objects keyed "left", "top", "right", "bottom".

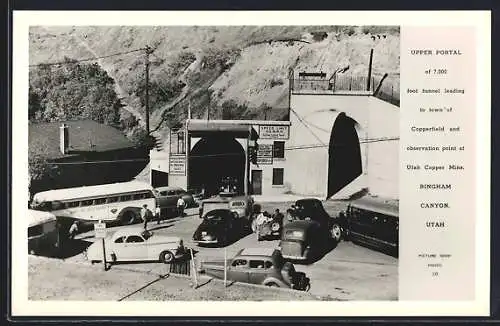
[
  {"left": 169, "top": 155, "right": 186, "bottom": 175},
  {"left": 258, "top": 125, "right": 289, "bottom": 140}
]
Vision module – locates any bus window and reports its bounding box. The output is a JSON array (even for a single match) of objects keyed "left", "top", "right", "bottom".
[
  {"left": 81, "top": 200, "right": 93, "bottom": 207},
  {"left": 107, "top": 197, "right": 119, "bottom": 204},
  {"left": 94, "top": 198, "right": 107, "bottom": 205},
  {"left": 51, "top": 201, "right": 64, "bottom": 210},
  {"left": 120, "top": 195, "right": 132, "bottom": 202},
  {"left": 67, "top": 201, "right": 80, "bottom": 208},
  {"left": 133, "top": 193, "right": 145, "bottom": 200},
  {"left": 144, "top": 191, "right": 154, "bottom": 199}
]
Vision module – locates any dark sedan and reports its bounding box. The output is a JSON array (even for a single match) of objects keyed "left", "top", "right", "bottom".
[
  {"left": 287, "top": 198, "right": 343, "bottom": 242},
  {"left": 192, "top": 209, "right": 251, "bottom": 246}
]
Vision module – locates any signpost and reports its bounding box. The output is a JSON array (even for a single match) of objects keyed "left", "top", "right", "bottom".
[{"left": 94, "top": 221, "right": 108, "bottom": 271}]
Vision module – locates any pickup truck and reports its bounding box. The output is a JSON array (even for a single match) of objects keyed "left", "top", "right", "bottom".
[{"left": 198, "top": 248, "right": 310, "bottom": 291}]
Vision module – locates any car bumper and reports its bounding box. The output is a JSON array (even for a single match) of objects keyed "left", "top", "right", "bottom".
[
  {"left": 281, "top": 254, "right": 308, "bottom": 261},
  {"left": 194, "top": 239, "right": 219, "bottom": 244}
]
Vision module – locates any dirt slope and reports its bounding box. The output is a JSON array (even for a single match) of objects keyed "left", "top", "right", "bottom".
[{"left": 29, "top": 26, "right": 400, "bottom": 133}]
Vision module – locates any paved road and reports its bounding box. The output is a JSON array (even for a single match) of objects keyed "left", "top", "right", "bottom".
[{"left": 66, "top": 201, "right": 398, "bottom": 300}]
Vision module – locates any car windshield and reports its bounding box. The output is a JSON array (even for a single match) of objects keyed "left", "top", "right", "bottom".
[
  {"left": 204, "top": 212, "right": 225, "bottom": 222},
  {"left": 141, "top": 230, "right": 153, "bottom": 240}
]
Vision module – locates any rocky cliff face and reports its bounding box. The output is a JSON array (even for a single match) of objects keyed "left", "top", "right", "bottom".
[{"left": 29, "top": 26, "right": 400, "bottom": 138}]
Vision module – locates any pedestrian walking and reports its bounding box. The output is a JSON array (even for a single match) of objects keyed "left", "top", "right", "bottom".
[
  {"left": 177, "top": 197, "right": 186, "bottom": 217},
  {"left": 156, "top": 205, "right": 162, "bottom": 225},
  {"left": 141, "top": 204, "right": 153, "bottom": 230},
  {"left": 68, "top": 221, "right": 79, "bottom": 240},
  {"left": 255, "top": 212, "right": 266, "bottom": 240},
  {"left": 273, "top": 208, "right": 284, "bottom": 226}
]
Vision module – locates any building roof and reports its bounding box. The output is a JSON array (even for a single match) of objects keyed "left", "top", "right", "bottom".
[{"left": 29, "top": 120, "right": 135, "bottom": 159}]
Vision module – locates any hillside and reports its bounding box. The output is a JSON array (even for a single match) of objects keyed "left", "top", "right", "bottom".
[{"left": 29, "top": 26, "right": 400, "bottom": 139}]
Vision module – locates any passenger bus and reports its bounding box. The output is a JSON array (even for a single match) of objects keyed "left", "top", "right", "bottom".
[
  {"left": 28, "top": 209, "right": 59, "bottom": 255},
  {"left": 343, "top": 196, "right": 399, "bottom": 256},
  {"left": 30, "top": 181, "right": 157, "bottom": 231}
]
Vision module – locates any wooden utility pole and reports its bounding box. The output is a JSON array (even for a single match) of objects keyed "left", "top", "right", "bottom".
[
  {"left": 144, "top": 45, "right": 153, "bottom": 134},
  {"left": 367, "top": 49, "right": 374, "bottom": 91}
]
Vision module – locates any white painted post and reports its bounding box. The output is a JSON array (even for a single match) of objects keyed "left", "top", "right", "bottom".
[
  {"left": 190, "top": 248, "right": 198, "bottom": 288},
  {"left": 224, "top": 247, "right": 227, "bottom": 287}
]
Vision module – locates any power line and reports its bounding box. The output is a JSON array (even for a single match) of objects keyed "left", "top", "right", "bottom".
[
  {"left": 29, "top": 48, "right": 146, "bottom": 67},
  {"left": 289, "top": 108, "right": 326, "bottom": 146},
  {"left": 39, "top": 136, "right": 399, "bottom": 166}
]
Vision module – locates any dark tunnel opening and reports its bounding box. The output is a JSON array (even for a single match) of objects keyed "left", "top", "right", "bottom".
[
  {"left": 188, "top": 134, "right": 246, "bottom": 196},
  {"left": 327, "top": 113, "right": 362, "bottom": 199}
]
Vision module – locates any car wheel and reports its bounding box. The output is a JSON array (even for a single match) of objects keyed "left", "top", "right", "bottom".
[
  {"left": 330, "top": 223, "right": 342, "bottom": 243},
  {"left": 121, "top": 211, "right": 138, "bottom": 225},
  {"left": 265, "top": 282, "right": 279, "bottom": 287},
  {"left": 160, "top": 251, "right": 175, "bottom": 264}
]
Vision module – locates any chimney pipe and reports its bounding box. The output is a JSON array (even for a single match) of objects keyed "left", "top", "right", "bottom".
[{"left": 60, "top": 123, "right": 69, "bottom": 155}]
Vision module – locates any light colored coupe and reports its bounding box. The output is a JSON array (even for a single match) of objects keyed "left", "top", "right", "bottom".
[{"left": 84, "top": 227, "right": 186, "bottom": 264}]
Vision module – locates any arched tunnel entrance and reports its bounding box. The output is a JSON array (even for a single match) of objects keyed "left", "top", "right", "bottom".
[
  {"left": 189, "top": 134, "right": 246, "bottom": 196},
  {"left": 327, "top": 113, "right": 362, "bottom": 199}
]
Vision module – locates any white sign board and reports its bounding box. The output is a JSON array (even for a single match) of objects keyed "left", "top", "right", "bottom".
[
  {"left": 259, "top": 125, "right": 289, "bottom": 139},
  {"left": 94, "top": 222, "right": 107, "bottom": 239},
  {"left": 256, "top": 144, "right": 273, "bottom": 165},
  {"left": 169, "top": 155, "right": 186, "bottom": 175}
]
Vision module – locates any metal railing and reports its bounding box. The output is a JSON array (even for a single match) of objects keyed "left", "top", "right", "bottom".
[{"left": 290, "top": 74, "right": 400, "bottom": 107}]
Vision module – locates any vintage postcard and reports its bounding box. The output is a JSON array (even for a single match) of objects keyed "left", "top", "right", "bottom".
[{"left": 11, "top": 10, "right": 491, "bottom": 317}]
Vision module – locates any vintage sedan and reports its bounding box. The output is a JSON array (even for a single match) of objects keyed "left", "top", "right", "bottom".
[
  {"left": 279, "top": 220, "right": 333, "bottom": 262},
  {"left": 287, "top": 198, "right": 343, "bottom": 242},
  {"left": 154, "top": 186, "right": 197, "bottom": 217},
  {"left": 192, "top": 209, "right": 251, "bottom": 246},
  {"left": 199, "top": 192, "right": 254, "bottom": 220},
  {"left": 84, "top": 226, "right": 186, "bottom": 264},
  {"left": 28, "top": 209, "right": 59, "bottom": 256},
  {"left": 199, "top": 248, "right": 310, "bottom": 291}
]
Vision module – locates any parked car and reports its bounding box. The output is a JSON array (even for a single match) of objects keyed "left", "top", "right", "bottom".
[
  {"left": 278, "top": 220, "right": 332, "bottom": 262},
  {"left": 84, "top": 226, "right": 186, "bottom": 264},
  {"left": 199, "top": 192, "right": 254, "bottom": 221},
  {"left": 28, "top": 209, "right": 60, "bottom": 256},
  {"left": 199, "top": 248, "right": 310, "bottom": 291},
  {"left": 154, "top": 186, "right": 197, "bottom": 217},
  {"left": 342, "top": 196, "right": 399, "bottom": 256},
  {"left": 192, "top": 209, "right": 251, "bottom": 246},
  {"left": 286, "top": 198, "right": 343, "bottom": 242}
]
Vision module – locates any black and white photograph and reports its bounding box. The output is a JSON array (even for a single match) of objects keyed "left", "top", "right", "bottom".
[{"left": 25, "top": 23, "right": 401, "bottom": 302}]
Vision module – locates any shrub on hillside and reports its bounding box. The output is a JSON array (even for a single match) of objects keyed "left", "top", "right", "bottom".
[
  {"left": 221, "top": 99, "right": 258, "bottom": 120},
  {"left": 311, "top": 31, "right": 328, "bottom": 42},
  {"left": 343, "top": 26, "right": 356, "bottom": 36},
  {"left": 168, "top": 51, "right": 196, "bottom": 73},
  {"left": 29, "top": 60, "right": 122, "bottom": 127},
  {"left": 128, "top": 127, "right": 156, "bottom": 150},
  {"left": 135, "top": 79, "right": 186, "bottom": 112}
]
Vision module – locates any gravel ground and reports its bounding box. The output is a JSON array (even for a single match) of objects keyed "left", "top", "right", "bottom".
[{"left": 28, "top": 256, "right": 317, "bottom": 301}]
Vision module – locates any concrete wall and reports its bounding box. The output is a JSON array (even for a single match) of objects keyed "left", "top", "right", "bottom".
[
  {"left": 249, "top": 137, "right": 288, "bottom": 196},
  {"left": 289, "top": 93, "right": 399, "bottom": 200},
  {"left": 365, "top": 97, "right": 399, "bottom": 199}
]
